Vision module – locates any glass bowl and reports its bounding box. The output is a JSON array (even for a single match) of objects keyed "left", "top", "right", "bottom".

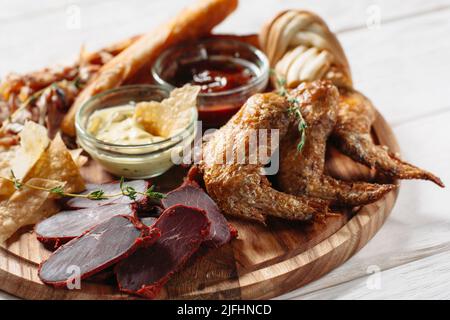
[
  {"left": 75, "top": 85, "right": 197, "bottom": 179},
  {"left": 152, "top": 38, "right": 269, "bottom": 127}
]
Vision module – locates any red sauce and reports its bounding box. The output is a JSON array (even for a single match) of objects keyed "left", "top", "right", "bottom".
[
  {"left": 197, "top": 104, "right": 241, "bottom": 128},
  {"left": 170, "top": 59, "right": 256, "bottom": 94}
]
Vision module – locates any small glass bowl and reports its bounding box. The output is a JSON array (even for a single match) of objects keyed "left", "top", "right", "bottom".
[
  {"left": 152, "top": 38, "right": 269, "bottom": 127},
  {"left": 75, "top": 85, "right": 197, "bottom": 179}
]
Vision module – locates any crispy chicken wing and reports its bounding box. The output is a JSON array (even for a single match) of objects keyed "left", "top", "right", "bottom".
[
  {"left": 333, "top": 89, "right": 444, "bottom": 187},
  {"left": 278, "top": 81, "right": 396, "bottom": 206},
  {"left": 198, "top": 92, "right": 328, "bottom": 224},
  {"left": 260, "top": 10, "right": 444, "bottom": 188}
]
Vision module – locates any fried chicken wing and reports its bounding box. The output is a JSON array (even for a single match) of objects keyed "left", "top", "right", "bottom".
[
  {"left": 198, "top": 92, "right": 328, "bottom": 224},
  {"left": 260, "top": 10, "right": 444, "bottom": 188},
  {"left": 278, "top": 81, "right": 396, "bottom": 206},
  {"left": 333, "top": 89, "right": 444, "bottom": 187}
]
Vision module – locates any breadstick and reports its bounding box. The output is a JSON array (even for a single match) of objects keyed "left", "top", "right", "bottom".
[{"left": 62, "top": 0, "right": 238, "bottom": 136}]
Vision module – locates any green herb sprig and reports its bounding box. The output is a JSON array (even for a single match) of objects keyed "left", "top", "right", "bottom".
[
  {"left": 270, "top": 69, "right": 308, "bottom": 152},
  {"left": 2, "top": 171, "right": 166, "bottom": 202},
  {"left": 145, "top": 185, "right": 166, "bottom": 200},
  {"left": 288, "top": 100, "right": 308, "bottom": 152},
  {"left": 10, "top": 170, "right": 23, "bottom": 189}
]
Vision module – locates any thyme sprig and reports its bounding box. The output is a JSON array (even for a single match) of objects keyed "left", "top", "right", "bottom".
[
  {"left": 288, "top": 100, "right": 308, "bottom": 152},
  {"left": 145, "top": 185, "right": 166, "bottom": 200},
  {"left": 119, "top": 177, "right": 138, "bottom": 201},
  {"left": 1, "top": 171, "right": 166, "bottom": 201},
  {"left": 270, "top": 69, "right": 308, "bottom": 152},
  {"left": 10, "top": 170, "right": 23, "bottom": 189}
]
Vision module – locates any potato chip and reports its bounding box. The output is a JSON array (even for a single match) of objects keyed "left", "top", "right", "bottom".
[
  {"left": 11, "top": 121, "right": 50, "bottom": 179},
  {"left": 23, "top": 133, "right": 85, "bottom": 193},
  {"left": 0, "top": 121, "right": 87, "bottom": 243},
  {"left": 1, "top": 121, "right": 50, "bottom": 197},
  {"left": 0, "top": 146, "right": 17, "bottom": 196},
  {"left": 69, "top": 148, "right": 83, "bottom": 162},
  {"left": 0, "top": 178, "right": 63, "bottom": 243},
  {"left": 134, "top": 84, "right": 199, "bottom": 137},
  {"left": 69, "top": 148, "right": 88, "bottom": 168}
]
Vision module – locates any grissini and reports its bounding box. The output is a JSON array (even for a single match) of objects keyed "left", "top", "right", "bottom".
[{"left": 62, "top": 0, "right": 239, "bottom": 136}]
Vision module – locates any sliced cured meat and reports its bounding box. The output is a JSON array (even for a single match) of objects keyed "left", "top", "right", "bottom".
[
  {"left": 115, "top": 205, "right": 210, "bottom": 299},
  {"left": 65, "top": 180, "right": 149, "bottom": 209},
  {"left": 38, "top": 215, "right": 159, "bottom": 287},
  {"left": 85, "top": 267, "right": 115, "bottom": 284},
  {"left": 35, "top": 203, "right": 135, "bottom": 250},
  {"left": 162, "top": 180, "right": 234, "bottom": 247}
]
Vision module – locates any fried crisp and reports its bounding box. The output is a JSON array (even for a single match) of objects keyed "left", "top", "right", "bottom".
[
  {"left": 0, "top": 146, "right": 17, "bottom": 197},
  {"left": 1, "top": 122, "right": 50, "bottom": 197},
  {"left": 23, "top": 133, "right": 85, "bottom": 193},
  {"left": 69, "top": 148, "right": 88, "bottom": 168},
  {"left": 0, "top": 178, "right": 63, "bottom": 243},
  {"left": 0, "top": 123, "right": 85, "bottom": 243},
  {"left": 11, "top": 121, "right": 50, "bottom": 179},
  {"left": 134, "top": 85, "right": 200, "bottom": 137}
]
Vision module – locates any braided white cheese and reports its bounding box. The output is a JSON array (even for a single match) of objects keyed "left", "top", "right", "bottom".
[{"left": 260, "top": 10, "right": 352, "bottom": 89}]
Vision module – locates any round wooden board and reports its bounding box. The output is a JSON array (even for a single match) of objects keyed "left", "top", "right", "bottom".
[{"left": 0, "top": 111, "right": 399, "bottom": 300}]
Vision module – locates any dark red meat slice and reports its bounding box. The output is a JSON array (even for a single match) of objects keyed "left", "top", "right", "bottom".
[
  {"left": 115, "top": 205, "right": 210, "bottom": 299},
  {"left": 161, "top": 180, "right": 234, "bottom": 245},
  {"left": 35, "top": 203, "right": 135, "bottom": 250},
  {"left": 161, "top": 180, "right": 234, "bottom": 247},
  {"left": 38, "top": 215, "right": 160, "bottom": 287},
  {"left": 85, "top": 267, "right": 115, "bottom": 284},
  {"left": 66, "top": 180, "right": 149, "bottom": 209}
]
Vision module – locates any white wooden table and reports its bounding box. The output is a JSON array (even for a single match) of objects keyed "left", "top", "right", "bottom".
[{"left": 1, "top": 0, "right": 449, "bottom": 300}]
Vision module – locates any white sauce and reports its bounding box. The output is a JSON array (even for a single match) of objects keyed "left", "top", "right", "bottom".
[
  {"left": 81, "top": 102, "right": 196, "bottom": 179},
  {"left": 87, "top": 105, "right": 164, "bottom": 145}
]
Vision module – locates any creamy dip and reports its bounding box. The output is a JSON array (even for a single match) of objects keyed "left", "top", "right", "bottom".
[
  {"left": 78, "top": 85, "right": 199, "bottom": 179},
  {"left": 87, "top": 104, "right": 164, "bottom": 145}
]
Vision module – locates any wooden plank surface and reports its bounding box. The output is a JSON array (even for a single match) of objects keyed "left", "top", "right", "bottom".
[
  {"left": 1, "top": 0, "right": 449, "bottom": 299},
  {"left": 287, "top": 251, "right": 450, "bottom": 300}
]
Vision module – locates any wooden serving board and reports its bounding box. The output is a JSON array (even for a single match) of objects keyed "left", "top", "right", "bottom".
[{"left": 0, "top": 111, "right": 399, "bottom": 300}]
